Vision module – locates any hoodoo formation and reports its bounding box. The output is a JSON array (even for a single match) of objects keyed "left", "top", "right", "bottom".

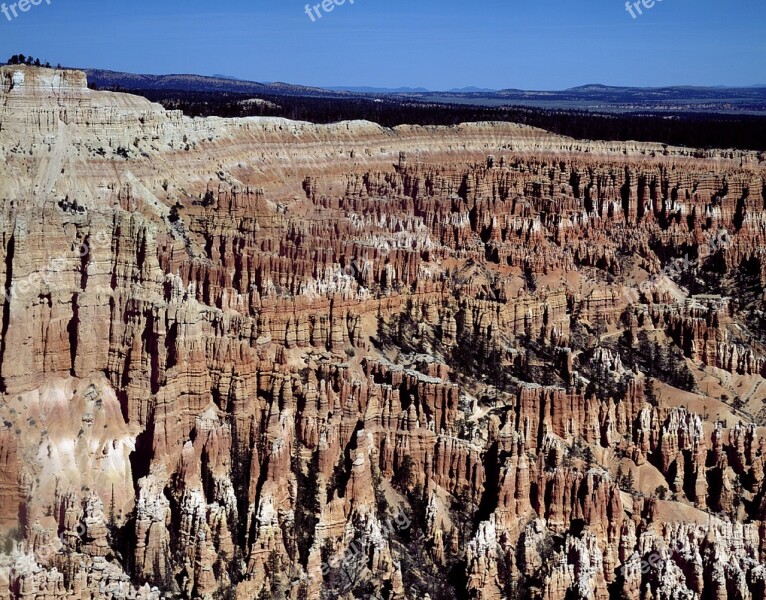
[{"left": 1, "top": 65, "right": 766, "bottom": 599}]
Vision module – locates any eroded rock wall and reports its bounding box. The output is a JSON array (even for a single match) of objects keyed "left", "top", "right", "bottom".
[{"left": 1, "top": 65, "right": 765, "bottom": 600}]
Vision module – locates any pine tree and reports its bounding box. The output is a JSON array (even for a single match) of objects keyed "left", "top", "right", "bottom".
[
  {"left": 294, "top": 447, "right": 319, "bottom": 566},
  {"left": 392, "top": 455, "right": 416, "bottom": 493},
  {"left": 624, "top": 469, "right": 635, "bottom": 493},
  {"left": 109, "top": 484, "right": 116, "bottom": 529}
]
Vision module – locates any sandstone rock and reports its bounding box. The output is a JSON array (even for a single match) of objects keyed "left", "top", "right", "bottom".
[{"left": 1, "top": 65, "right": 765, "bottom": 599}]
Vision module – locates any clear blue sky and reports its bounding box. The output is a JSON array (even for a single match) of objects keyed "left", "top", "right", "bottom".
[{"left": 0, "top": 0, "right": 764, "bottom": 90}]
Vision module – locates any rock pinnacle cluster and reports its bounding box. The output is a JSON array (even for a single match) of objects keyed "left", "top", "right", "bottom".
[{"left": 1, "top": 65, "right": 766, "bottom": 599}]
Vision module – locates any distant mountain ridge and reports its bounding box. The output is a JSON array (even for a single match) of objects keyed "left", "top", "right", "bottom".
[
  {"left": 82, "top": 68, "right": 352, "bottom": 97},
  {"left": 325, "top": 85, "right": 431, "bottom": 93},
  {"left": 404, "top": 83, "right": 766, "bottom": 113},
  {"left": 1, "top": 63, "right": 762, "bottom": 98},
  {"left": 326, "top": 85, "right": 498, "bottom": 93},
  {"left": 65, "top": 67, "right": 766, "bottom": 113}
]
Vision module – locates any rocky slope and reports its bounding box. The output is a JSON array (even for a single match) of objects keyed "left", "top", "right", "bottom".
[{"left": 1, "top": 65, "right": 766, "bottom": 599}]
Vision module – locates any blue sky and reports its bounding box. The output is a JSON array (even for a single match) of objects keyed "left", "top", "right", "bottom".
[{"left": 0, "top": 0, "right": 763, "bottom": 90}]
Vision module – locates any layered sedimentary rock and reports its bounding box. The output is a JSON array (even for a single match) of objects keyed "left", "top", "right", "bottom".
[{"left": 1, "top": 65, "right": 766, "bottom": 599}]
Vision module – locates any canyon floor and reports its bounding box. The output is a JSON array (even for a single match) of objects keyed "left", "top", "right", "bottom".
[{"left": 1, "top": 65, "right": 766, "bottom": 600}]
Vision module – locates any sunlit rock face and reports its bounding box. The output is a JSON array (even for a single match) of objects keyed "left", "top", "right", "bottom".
[{"left": 1, "top": 65, "right": 766, "bottom": 599}]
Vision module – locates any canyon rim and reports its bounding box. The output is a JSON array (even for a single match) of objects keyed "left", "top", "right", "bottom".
[{"left": 0, "top": 60, "right": 765, "bottom": 600}]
